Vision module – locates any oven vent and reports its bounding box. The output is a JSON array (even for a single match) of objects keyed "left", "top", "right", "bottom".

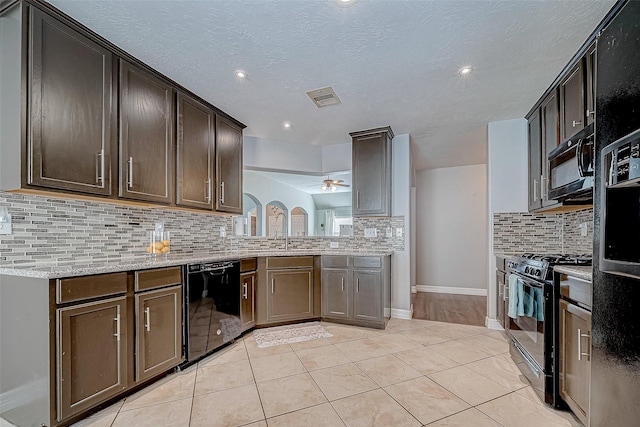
[{"left": 306, "top": 86, "right": 341, "bottom": 108}]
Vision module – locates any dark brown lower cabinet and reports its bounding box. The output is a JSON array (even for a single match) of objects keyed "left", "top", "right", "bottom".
[
  {"left": 267, "top": 269, "right": 314, "bottom": 323},
  {"left": 559, "top": 299, "right": 591, "bottom": 426},
  {"left": 56, "top": 296, "right": 127, "bottom": 422},
  {"left": 240, "top": 271, "right": 256, "bottom": 331},
  {"left": 135, "top": 285, "right": 182, "bottom": 382}
]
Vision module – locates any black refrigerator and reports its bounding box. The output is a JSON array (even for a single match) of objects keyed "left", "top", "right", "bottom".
[{"left": 592, "top": 1, "right": 640, "bottom": 426}]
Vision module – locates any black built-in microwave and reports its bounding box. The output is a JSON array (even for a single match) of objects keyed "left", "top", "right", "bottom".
[
  {"left": 600, "top": 127, "right": 640, "bottom": 280},
  {"left": 548, "top": 124, "right": 595, "bottom": 203}
]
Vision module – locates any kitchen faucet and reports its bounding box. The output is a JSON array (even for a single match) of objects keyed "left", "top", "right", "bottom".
[{"left": 273, "top": 211, "right": 288, "bottom": 251}]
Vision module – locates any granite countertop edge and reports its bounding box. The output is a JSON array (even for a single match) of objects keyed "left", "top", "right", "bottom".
[
  {"left": 554, "top": 265, "right": 593, "bottom": 282},
  {"left": 0, "top": 250, "right": 395, "bottom": 279}
]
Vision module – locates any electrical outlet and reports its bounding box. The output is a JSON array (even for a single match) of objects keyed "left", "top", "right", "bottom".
[
  {"left": 219, "top": 226, "right": 226, "bottom": 237},
  {"left": 579, "top": 222, "right": 588, "bottom": 237},
  {"left": 364, "top": 228, "right": 377, "bottom": 238},
  {"left": 386, "top": 227, "right": 392, "bottom": 238},
  {"left": 330, "top": 241, "right": 339, "bottom": 249},
  {"left": 396, "top": 228, "right": 403, "bottom": 238}
]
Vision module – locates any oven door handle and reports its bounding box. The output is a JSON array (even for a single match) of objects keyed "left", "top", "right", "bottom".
[
  {"left": 577, "top": 137, "right": 594, "bottom": 178},
  {"left": 512, "top": 339, "right": 541, "bottom": 378}
]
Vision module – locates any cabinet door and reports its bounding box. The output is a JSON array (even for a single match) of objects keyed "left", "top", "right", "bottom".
[
  {"left": 267, "top": 269, "right": 313, "bottom": 322},
  {"left": 352, "top": 270, "right": 383, "bottom": 323},
  {"left": 528, "top": 110, "right": 542, "bottom": 212},
  {"left": 29, "top": 8, "right": 115, "bottom": 195},
  {"left": 56, "top": 297, "right": 127, "bottom": 421},
  {"left": 559, "top": 299, "right": 591, "bottom": 426},
  {"left": 560, "top": 62, "right": 585, "bottom": 141},
  {"left": 177, "top": 93, "right": 214, "bottom": 210},
  {"left": 540, "top": 91, "right": 560, "bottom": 208},
  {"left": 216, "top": 115, "right": 243, "bottom": 214},
  {"left": 585, "top": 44, "right": 596, "bottom": 126},
  {"left": 240, "top": 272, "right": 256, "bottom": 331},
  {"left": 135, "top": 285, "right": 182, "bottom": 382},
  {"left": 322, "top": 268, "right": 349, "bottom": 320},
  {"left": 119, "top": 60, "right": 174, "bottom": 203},
  {"left": 352, "top": 131, "right": 391, "bottom": 216},
  {"left": 496, "top": 271, "right": 505, "bottom": 329}
]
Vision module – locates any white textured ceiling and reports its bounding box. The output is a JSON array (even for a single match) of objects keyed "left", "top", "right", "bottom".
[{"left": 47, "top": 0, "right": 615, "bottom": 170}]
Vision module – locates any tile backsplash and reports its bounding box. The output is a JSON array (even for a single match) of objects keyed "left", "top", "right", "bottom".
[
  {"left": 493, "top": 207, "right": 594, "bottom": 255},
  {"left": 0, "top": 191, "right": 404, "bottom": 266}
]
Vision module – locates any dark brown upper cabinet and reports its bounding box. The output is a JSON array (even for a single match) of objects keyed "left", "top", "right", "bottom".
[
  {"left": 28, "top": 8, "right": 116, "bottom": 196},
  {"left": 560, "top": 61, "right": 585, "bottom": 141},
  {"left": 119, "top": 60, "right": 175, "bottom": 204},
  {"left": 176, "top": 93, "right": 215, "bottom": 210},
  {"left": 527, "top": 109, "right": 542, "bottom": 212},
  {"left": 215, "top": 115, "right": 243, "bottom": 214},
  {"left": 351, "top": 127, "right": 393, "bottom": 217},
  {"left": 540, "top": 90, "right": 560, "bottom": 209},
  {"left": 586, "top": 44, "right": 596, "bottom": 126}
]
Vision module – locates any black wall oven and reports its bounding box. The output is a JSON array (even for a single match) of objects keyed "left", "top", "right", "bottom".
[{"left": 182, "top": 261, "right": 241, "bottom": 367}]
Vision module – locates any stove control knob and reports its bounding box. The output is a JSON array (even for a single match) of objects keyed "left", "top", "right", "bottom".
[
  {"left": 525, "top": 267, "right": 530, "bottom": 274},
  {"left": 535, "top": 269, "right": 541, "bottom": 276}
]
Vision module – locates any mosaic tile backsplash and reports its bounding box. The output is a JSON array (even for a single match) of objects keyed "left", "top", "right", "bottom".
[
  {"left": 493, "top": 208, "right": 594, "bottom": 255},
  {"left": 0, "top": 191, "right": 404, "bottom": 266}
]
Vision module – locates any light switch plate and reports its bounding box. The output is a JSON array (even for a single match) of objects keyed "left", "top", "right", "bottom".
[
  {"left": 396, "top": 228, "right": 403, "bottom": 238},
  {"left": 219, "top": 226, "right": 226, "bottom": 237},
  {"left": 0, "top": 221, "right": 11, "bottom": 235},
  {"left": 330, "top": 241, "right": 339, "bottom": 249},
  {"left": 364, "top": 228, "right": 377, "bottom": 238},
  {"left": 386, "top": 227, "right": 392, "bottom": 238}
]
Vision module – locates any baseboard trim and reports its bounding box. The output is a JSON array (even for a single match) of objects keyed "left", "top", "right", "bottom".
[
  {"left": 390, "top": 308, "right": 413, "bottom": 320},
  {"left": 485, "top": 317, "right": 504, "bottom": 331},
  {"left": 415, "top": 285, "right": 487, "bottom": 296},
  {"left": 410, "top": 285, "right": 417, "bottom": 294}
]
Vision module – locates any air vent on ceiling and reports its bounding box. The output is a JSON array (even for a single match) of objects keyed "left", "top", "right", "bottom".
[{"left": 306, "top": 86, "right": 341, "bottom": 108}]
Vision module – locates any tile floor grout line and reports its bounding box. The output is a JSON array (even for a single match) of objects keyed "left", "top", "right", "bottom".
[{"left": 244, "top": 340, "right": 268, "bottom": 425}]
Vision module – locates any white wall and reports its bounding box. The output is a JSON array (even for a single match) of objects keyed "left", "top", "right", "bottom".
[
  {"left": 486, "top": 118, "right": 528, "bottom": 327},
  {"left": 243, "top": 136, "right": 323, "bottom": 173},
  {"left": 322, "top": 143, "right": 352, "bottom": 173},
  {"left": 416, "top": 164, "right": 488, "bottom": 293},
  {"left": 243, "top": 170, "right": 316, "bottom": 236},
  {"left": 391, "top": 134, "right": 413, "bottom": 318}
]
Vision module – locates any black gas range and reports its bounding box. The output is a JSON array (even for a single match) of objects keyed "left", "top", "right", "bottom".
[{"left": 506, "top": 253, "right": 592, "bottom": 407}]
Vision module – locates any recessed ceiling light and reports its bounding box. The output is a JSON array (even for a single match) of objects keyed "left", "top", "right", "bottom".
[
  {"left": 333, "top": 0, "right": 358, "bottom": 7},
  {"left": 459, "top": 66, "right": 472, "bottom": 75},
  {"left": 235, "top": 70, "right": 246, "bottom": 79},
  {"left": 283, "top": 122, "right": 292, "bottom": 129}
]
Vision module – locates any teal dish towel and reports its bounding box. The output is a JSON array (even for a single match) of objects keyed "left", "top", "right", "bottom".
[{"left": 507, "top": 274, "right": 524, "bottom": 319}]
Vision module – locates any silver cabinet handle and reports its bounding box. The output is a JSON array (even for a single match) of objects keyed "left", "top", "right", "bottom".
[
  {"left": 271, "top": 278, "right": 274, "bottom": 294},
  {"left": 144, "top": 307, "right": 151, "bottom": 332},
  {"left": 533, "top": 179, "right": 539, "bottom": 202},
  {"left": 127, "top": 157, "right": 133, "bottom": 188},
  {"left": 586, "top": 109, "right": 595, "bottom": 117},
  {"left": 541, "top": 175, "right": 548, "bottom": 200},
  {"left": 252, "top": 275, "right": 254, "bottom": 288},
  {"left": 572, "top": 120, "right": 582, "bottom": 127},
  {"left": 114, "top": 314, "right": 121, "bottom": 341},
  {"left": 96, "top": 150, "right": 105, "bottom": 185},
  {"left": 243, "top": 282, "right": 248, "bottom": 299},
  {"left": 220, "top": 181, "right": 225, "bottom": 204},
  {"left": 205, "top": 179, "right": 211, "bottom": 203},
  {"left": 498, "top": 283, "right": 504, "bottom": 297},
  {"left": 577, "top": 328, "right": 590, "bottom": 361},
  {"left": 341, "top": 276, "right": 344, "bottom": 292}
]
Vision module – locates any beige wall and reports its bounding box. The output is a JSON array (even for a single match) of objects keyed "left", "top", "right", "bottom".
[{"left": 416, "top": 164, "right": 488, "bottom": 292}]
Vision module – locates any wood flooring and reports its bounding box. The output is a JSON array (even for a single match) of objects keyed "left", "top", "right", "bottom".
[{"left": 412, "top": 292, "right": 487, "bottom": 326}]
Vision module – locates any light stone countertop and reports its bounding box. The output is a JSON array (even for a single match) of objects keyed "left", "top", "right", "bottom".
[
  {"left": 0, "top": 249, "right": 394, "bottom": 279},
  {"left": 554, "top": 265, "right": 593, "bottom": 282}
]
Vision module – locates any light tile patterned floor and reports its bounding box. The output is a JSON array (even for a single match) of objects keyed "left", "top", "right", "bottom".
[{"left": 73, "top": 319, "right": 583, "bottom": 427}]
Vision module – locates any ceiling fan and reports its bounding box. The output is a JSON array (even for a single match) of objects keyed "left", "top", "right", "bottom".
[{"left": 320, "top": 177, "right": 350, "bottom": 192}]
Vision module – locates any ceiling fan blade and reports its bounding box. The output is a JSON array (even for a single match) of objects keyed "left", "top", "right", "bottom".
[{"left": 335, "top": 183, "right": 350, "bottom": 187}]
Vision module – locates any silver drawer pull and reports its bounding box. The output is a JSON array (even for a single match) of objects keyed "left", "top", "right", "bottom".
[
  {"left": 572, "top": 120, "right": 582, "bottom": 127},
  {"left": 114, "top": 314, "right": 121, "bottom": 341},
  {"left": 577, "top": 328, "right": 590, "bottom": 361}
]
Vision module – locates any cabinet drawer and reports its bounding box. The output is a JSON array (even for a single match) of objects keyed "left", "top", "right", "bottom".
[
  {"left": 353, "top": 256, "right": 381, "bottom": 269},
  {"left": 135, "top": 267, "right": 182, "bottom": 292},
  {"left": 56, "top": 272, "right": 127, "bottom": 304},
  {"left": 240, "top": 257, "right": 257, "bottom": 272},
  {"left": 267, "top": 256, "right": 314, "bottom": 269},
  {"left": 322, "top": 256, "right": 349, "bottom": 269}
]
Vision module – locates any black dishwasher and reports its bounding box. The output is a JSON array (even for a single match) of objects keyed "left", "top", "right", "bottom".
[{"left": 182, "top": 261, "right": 241, "bottom": 367}]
